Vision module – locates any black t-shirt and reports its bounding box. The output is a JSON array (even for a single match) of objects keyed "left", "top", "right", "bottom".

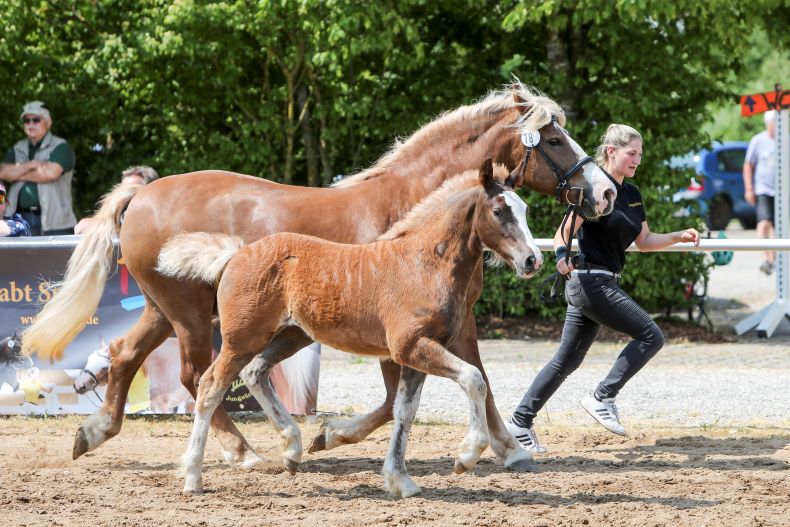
[{"left": 578, "top": 179, "right": 646, "bottom": 273}]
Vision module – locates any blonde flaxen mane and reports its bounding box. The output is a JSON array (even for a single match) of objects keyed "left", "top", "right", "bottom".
[
  {"left": 333, "top": 80, "right": 565, "bottom": 189},
  {"left": 378, "top": 164, "right": 510, "bottom": 241}
]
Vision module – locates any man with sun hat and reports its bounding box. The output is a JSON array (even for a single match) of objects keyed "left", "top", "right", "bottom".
[{"left": 0, "top": 101, "right": 77, "bottom": 235}]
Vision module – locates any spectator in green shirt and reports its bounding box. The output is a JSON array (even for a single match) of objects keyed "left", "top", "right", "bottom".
[{"left": 0, "top": 101, "right": 77, "bottom": 235}]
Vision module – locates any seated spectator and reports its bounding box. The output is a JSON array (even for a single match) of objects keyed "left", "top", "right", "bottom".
[
  {"left": 0, "top": 181, "right": 31, "bottom": 237},
  {"left": 74, "top": 165, "right": 159, "bottom": 235}
]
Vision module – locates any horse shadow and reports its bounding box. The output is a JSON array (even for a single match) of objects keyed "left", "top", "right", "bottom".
[
  {"left": 304, "top": 482, "right": 718, "bottom": 508},
  {"left": 539, "top": 434, "right": 790, "bottom": 473}
]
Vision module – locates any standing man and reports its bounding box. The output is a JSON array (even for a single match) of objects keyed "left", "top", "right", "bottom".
[
  {"left": 743, "top": 109, "right": 776, "bottom": 275},
  {"left": 0, "top": 101, "right": 77, "bottom": 235}
]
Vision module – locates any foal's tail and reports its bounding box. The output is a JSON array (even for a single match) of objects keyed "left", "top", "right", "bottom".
[
  {"left": 156, "top": 233, "right": 244, "bottom": 285},
  {"left": 22, "top": 183, "right": 143, "bottom": 362}
]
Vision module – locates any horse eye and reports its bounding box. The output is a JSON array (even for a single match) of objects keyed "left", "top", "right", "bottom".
[
  {"left": 549, "top": 138, "right": 562, "bottom": 146},
  {"left": 493, "top": 208, "right": 502, "bottom": 217}
]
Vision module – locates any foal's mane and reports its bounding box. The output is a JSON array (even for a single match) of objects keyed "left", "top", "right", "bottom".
[
  {"left": 333, "top": 80, "right": 565, "bottom": 189},
  {"left": 378, "top": 165, "right": 509, "bottom": 241}
]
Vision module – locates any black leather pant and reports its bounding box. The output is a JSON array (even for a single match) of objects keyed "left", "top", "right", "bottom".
[{"left": 513, "top": 271, "right": 664, "bottom": 428}]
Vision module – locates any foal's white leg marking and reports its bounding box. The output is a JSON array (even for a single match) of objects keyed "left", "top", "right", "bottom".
[
  {"left": 382, "top": 369, "right": 425, "bottom": 498},
  {"left": 181, "top": 371, "right": 228, "bottom": 494},
  {"left": 240, "top": 357, "right": 302, "bottom": 473},
  {"left": 454, "top": 363, "right": 490, "bottom": 473},
  {"left": 182, "top": 406, "right": 213, "bottom": 494}
]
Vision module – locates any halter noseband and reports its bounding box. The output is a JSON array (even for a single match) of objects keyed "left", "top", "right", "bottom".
[{"left": 517, "top": 119, "right": 595, "bottom": 207}]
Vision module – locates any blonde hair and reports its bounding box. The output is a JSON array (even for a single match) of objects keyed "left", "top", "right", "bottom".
[{"left": 595, "top": 124, "right": 642, "bottom": 167}]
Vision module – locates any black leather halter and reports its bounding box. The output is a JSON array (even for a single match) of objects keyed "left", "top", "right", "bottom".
[{"left": 516, "top": 120, "right": 595, "bottom": 206}]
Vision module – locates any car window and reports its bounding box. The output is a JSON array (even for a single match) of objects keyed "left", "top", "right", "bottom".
[{"left": 716, "top": 149, "right": 746, "bottom": 172}]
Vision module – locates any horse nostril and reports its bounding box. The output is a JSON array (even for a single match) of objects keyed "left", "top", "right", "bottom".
[
  {"left": 525, "top": 255, "right": 537, "bottom": 272},
  {"left": 604, "top": 189, "right": 615, "bottom": 206}
]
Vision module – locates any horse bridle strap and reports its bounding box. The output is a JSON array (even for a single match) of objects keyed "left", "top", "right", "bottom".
[{"left": 519, "top": 123, "right": 594, "bottom": 206}]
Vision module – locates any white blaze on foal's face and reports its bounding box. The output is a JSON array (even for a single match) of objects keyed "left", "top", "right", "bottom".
[{"left": 502, "top": 190, "right": 542, "bottom": 275}]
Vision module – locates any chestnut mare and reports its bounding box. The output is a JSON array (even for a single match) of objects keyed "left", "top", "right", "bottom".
[
  {"left": 159, "top": 162, "right": 542, "bottom": 497},
  {"left": 22, "top": 83, "right": 615, "bottom": 472}
]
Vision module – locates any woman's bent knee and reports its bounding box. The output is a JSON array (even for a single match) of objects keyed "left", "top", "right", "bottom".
[{"left": 643, "top": 323, "right": 664, "bottom": 355}]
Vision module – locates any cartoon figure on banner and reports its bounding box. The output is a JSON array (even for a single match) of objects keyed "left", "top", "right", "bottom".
[
  {"left": 0, "top": 333, "right": 55, "bottom": 405},
  {"left": 74, "top": 335, "right": 194, "bottom": 414},
  {"left": 0, "top": 332, "right": 31, "bottom": 392}
]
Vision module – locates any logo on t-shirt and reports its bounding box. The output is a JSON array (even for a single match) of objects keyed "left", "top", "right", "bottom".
[{"left": 628, "top": 202, "right": 642, "bottom": 207}]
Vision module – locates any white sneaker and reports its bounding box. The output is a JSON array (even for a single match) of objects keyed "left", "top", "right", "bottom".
[
  {"left": 505, "top": 417, "right": 547, "bottom": 453},
  {"left": 581, "top": 393, "right": 627, "bottom": 436}
]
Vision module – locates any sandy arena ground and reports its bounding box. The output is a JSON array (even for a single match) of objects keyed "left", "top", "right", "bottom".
[{"left": 1, "top": 415, "right": 788, "bottom": 527}]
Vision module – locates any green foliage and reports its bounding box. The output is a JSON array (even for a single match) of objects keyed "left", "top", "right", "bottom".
[{"left": 0, "top": 0, "right": 785, "bottom": 318}]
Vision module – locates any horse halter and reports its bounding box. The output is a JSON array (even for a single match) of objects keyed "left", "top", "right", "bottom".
[{"left": 517, "top": 119, "right": 595, "bottom": 207}]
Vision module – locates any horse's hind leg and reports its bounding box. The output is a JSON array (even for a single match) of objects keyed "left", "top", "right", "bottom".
[
  {"left": 182, "top": 345, "right": 257, "bottom": 494},
  {"left": 240, "top": 327, "right": 310, "bottom": 474},
  {"left": 73, "top": 298, "right": 172, "bottom": 459},
  {"left": 171, "top": 313, "right": 265, "bottom": 468},
  {"left": 135, "top": 277, "right": 264, "bottom": 467},
  {"left": 308, "top": 358, "right": 398, "bottom": 452},
  {"left": 448, "top": 313, "right": 538, "bottom": 473},
  {"left": 381, "top": 366, "right": 425, "bottom": 498}
]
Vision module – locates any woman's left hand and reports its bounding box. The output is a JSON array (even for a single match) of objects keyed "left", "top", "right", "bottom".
[{"left": 677, "top": 228, "right": 700, "bottom": 247}]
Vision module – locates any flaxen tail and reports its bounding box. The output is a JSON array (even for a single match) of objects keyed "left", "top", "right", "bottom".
[
  {"left": 156, "top": 232, "right": 244, "bottom": 285},
  {"left": 21, "top": 183, "right": 142, "bottom": 362}
]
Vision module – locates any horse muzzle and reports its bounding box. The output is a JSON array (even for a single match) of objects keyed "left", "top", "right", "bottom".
[{"left": 74, "top": 370, "right": 99, "bottom": 394}]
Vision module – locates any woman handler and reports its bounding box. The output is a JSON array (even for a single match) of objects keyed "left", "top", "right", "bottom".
[{"left": 506, "top": 124, "right": 700, "bottom": 452}]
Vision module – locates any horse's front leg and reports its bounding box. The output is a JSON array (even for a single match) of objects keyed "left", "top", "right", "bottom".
[
  {"left": 448, "top": 310, "right": 538, "bottom": 473},
  {"left": 73, "top": 300, "right": 172, "bottom": 459},
  {"left": 393, "top": 336, "right": 490, "bottom": 478},
  {"left": 308, "top": 358, "right": 398, "bottom": 452},
  {"left": 382, "top": 366, "right": 426, "bottom": 498}
]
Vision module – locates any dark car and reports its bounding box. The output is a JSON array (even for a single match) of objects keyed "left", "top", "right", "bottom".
[{"left": 672, "top": 141, "right": 755, "bottom": 230}]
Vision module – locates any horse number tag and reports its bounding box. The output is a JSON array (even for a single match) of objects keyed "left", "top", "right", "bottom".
[{"left": 521, "top": 130, "right": 540, "bottom": 147}]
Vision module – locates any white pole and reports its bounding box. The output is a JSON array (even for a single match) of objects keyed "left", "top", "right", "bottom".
[{"left": 735, "top": 106, "right": 790, "bottom": 338}]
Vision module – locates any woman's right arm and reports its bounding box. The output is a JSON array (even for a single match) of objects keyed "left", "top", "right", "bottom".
[{"left": 553, "top": 215, "right": 585, "bottom": 274}]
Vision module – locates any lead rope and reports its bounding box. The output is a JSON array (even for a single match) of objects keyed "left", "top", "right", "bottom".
[{"left": 539, "top": 204, "right": 584, "bottom": 305}]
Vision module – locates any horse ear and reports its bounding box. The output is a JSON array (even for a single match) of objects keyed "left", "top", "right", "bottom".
[
  {"left": 478, "top": 158, "right": 494, "bottom": 187},
  {"left": 505, "top": 162, "right": 525, "bottom": 189},
  {"left": 512, "top": 90, "right": 528, "bottom": 114}
]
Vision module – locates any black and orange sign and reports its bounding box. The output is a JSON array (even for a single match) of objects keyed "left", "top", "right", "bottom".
[{"left": 740, "top": 89, "right": 790, "bottom": 117}]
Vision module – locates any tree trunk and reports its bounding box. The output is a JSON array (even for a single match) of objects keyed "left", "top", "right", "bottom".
[
  {"left": 546, "top": 27, "right": 577, "bottom": 120},
  {"left": 298, "top": 85, "right": 319, "bottom": 187}
]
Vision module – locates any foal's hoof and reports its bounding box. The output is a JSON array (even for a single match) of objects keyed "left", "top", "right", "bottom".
[
  {"left": 307, "top": 426, "right": 327, "bottom": 453},
  {"left": 453, "top": 459, "right": 470, "bottom": 474},
  {"left": 283, "top": 457, "right": 300, "bottom": 475},
  {"left": 72, "top": 427, "right": 90, "bottom": 460},
  {"left": 505, "top": 457, "right": 540, "bottom": 473}
]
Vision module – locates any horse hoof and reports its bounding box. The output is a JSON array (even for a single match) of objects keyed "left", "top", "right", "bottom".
[
  {"left": 283, "top": 457, "right": 299, "bottom": 475},
  {"left": 400, "top": 483, "right": 422, "bottom": 498},
  {"left": 72, "top": 427, "right": 90, "bottom": 460},
  {"left": 506, "top": 457, "right": 540, "bottom": 473},
  {"left": 182, "top": 486, "right": 204, "bottom": 495},
  {"left": 307, "top": 430, "right": 327, "bottom": 453},
  {"left": 453, "top": 459, "right": 469, "bottom": 474}
]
